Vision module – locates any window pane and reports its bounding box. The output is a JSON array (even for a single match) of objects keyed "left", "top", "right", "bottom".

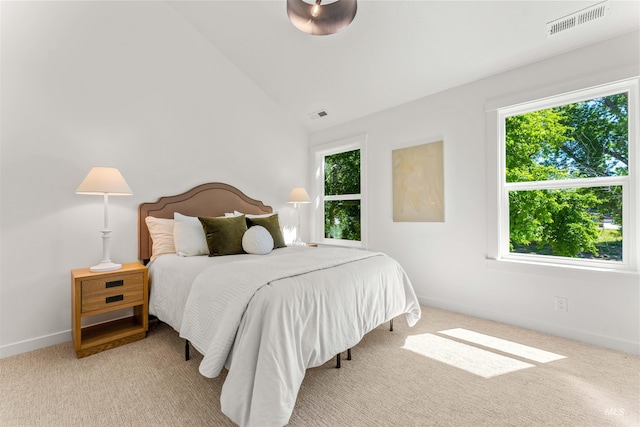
[
  {"left": 509, "top": 186, "right": 622, "bottom": 261},
  {"left": 324, "top": 149, "right": 360, "bottom": 195},
  {"left": 324, "top": 200, "right": 361, "bottom": 241},
  {"left": 505, "top": 93, "right": 628, "bottom": 183}
]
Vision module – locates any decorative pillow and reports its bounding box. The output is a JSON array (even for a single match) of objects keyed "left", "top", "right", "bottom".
[
  {"left": 242, "top": 226, "right": 274, "bottom": 255},
  {"left": 173, "top": 213, "right": 209, "bottom": 257},
  {"left": 145, "top": 216, "right": 175, "bottom": 261},
  {"left": 198, "top": 215, "right": 248, "bottom": 256},
  {"left": 246, "top": 213, "right": 286, "bottom": 249}
]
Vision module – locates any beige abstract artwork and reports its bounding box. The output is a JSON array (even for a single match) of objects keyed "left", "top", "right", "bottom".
[{"left": 393, "top": 140, "right": 444, "bottom": 222}]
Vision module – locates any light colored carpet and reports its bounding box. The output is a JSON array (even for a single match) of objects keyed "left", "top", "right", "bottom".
[{"left": 1, "top": 307, "right": 638, "bottom": 426}]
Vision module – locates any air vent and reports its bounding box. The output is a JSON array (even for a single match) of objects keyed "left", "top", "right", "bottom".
[
  {"left": 308, "top": 110, "right": 328, "bottom": 120},
  {"left": 547, "top": 0, "right": 610, "bottom": 38}
]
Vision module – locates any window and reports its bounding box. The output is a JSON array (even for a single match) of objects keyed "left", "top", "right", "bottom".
[
  {"left": 497, "top": 79, "right": 638, "bottom": 271},
  {"left": 312, "top": 135, "right": 367, "bottom": 248}
]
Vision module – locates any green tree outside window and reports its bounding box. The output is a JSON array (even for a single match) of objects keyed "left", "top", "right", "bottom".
[
  {"left": 505, "top": 93, "right": 628, "bottom": 261},
  {"left": 324, "top": 149, "right": 361, "bottom": 241}
]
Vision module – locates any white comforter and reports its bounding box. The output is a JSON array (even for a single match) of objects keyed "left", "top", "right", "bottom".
[{"left": 179, "top": 247, "right": 421, "bottom": 427}]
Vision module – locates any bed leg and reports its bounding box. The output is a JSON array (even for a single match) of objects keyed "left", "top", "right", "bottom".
[
  {"left": 185, "top": 340, "right": 190, "bottom": 361},
  {"left": 390, "top": 319, "right": 394, "bottom": 332},
  {"left": 336, "top": 348, "right": 352, "bottom": 368}
]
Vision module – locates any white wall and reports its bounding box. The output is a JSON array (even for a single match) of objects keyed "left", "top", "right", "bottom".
[
  {"left": 310, "top": 32, "right": 640, "bottom": 355},
  {"left": 0, "top": 2, "right": 308, "bottom": 357}
]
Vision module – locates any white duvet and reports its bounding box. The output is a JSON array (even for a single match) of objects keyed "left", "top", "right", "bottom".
[{"left": 177, "top": 246, "right": 421, "bottom": 427}]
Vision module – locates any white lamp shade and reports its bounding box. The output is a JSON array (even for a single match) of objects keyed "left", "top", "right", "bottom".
[
  {"left": 76, "top": 167, "right": 133, "bottom": 195},
  {"left": 287, "top": 187, "right": 311, "bottom": 204}
]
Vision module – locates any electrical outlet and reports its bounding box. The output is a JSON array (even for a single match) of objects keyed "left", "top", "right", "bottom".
[{"left": 555, "top": 297, "right": 568, "bottom": 312}]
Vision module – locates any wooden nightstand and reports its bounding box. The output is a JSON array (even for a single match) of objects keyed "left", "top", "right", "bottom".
[{"left": 71, "top": 262, "right": 149, "bottom": 358}]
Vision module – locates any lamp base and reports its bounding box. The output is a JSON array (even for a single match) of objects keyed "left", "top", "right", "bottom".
[{"left": 89, "top": 261, "right": 122, "bottom": 272}]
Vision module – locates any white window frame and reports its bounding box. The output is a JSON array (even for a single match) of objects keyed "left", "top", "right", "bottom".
[
  {"left": 311, "top": 134, "right": 367, "bottom": 248},
  {"left": 494, "top": 79, "right": 638, "bottom": 272}
]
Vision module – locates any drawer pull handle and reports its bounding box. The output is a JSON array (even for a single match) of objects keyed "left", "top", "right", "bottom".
[
  {"left": 106, "top": 295, "right": 124, "bottom": 304},
  {"left": 106, "top": 279, "right": 124, "bottom": 288}
]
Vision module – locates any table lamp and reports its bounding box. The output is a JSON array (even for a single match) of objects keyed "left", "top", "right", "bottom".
[
  {"left": 76, "top": 167, "right": 132, "bottom": 272},
  {"left": 287, "top": 187, "right": 311, "bottom": 246}
]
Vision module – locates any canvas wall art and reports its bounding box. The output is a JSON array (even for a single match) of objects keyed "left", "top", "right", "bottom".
[{"left": 393, "top": 140, "right": 444, "bottom": 222}]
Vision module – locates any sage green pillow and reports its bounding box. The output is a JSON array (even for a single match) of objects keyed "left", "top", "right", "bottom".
[
  {"left": 198, "top": 215, "right": 248, "bottom": 256},
  {"left": 246, "top": 214, "right": 286, "bottom": 249}
]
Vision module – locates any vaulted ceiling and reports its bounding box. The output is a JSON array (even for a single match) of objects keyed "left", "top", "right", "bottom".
[{"left": 168, "top": 1, "right": 640, "bottom": 132}]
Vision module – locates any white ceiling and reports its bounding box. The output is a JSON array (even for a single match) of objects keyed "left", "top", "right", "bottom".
[{"left": 168, "top": 0, "right": 640, "bottom": 132}]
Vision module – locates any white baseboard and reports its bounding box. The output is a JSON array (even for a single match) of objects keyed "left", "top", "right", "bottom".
[
  {"left": 0, "top": 310, "right": 134, "bottom": 359},
  {"left": 0, "top": 330, "right": 71, "bottom": 359},
  {"left": 3, "top": 298, "right": 638, "bottom": 358},
  {"left": 417, "top": 295, "right": 640, "bottom": 356}
]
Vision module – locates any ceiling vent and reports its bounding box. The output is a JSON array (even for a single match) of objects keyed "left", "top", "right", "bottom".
[
  {"left": 308, "top": 110, "right": 329, "bottom": 120},
  {"left": 547, "top": 0, "right": 610, "bottom": 38}
]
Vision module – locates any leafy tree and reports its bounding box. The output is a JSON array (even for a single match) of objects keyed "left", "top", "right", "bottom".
[
  {"left": 324, "top": 201, "right": 360, "bottom": 241},
  {"left": 324, "top": 150, "right": 360, "bottom": 195},
  {"left": 324, "top": 150, "right": 361, "bottom": 240},
  {"left": 506, "top": 109, "right": 572, "bottom": 182},
  {"left": 506, "top": 93, "right": 627, "bottom": 259},
  {"left": 560, "top": 94, "right": 627, "bottom": 229},
  {"left": 558, "top": 94, "right": 628, "bottom": 178}
]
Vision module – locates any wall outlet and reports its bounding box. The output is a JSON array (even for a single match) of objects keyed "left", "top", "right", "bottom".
[{"left": 555, "top": 297, "right": 568, "bottom": 312}]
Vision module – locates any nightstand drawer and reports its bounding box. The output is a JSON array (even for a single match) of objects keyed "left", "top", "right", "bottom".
[
  {"left": 81, "top": 286, "right": 143, "bottom": 312},
  {"left": 81, "top": 272, "right": 144, "bottom": 313},
  {"left": 81, "top": 272, "right": 144, "bottom": 296}
]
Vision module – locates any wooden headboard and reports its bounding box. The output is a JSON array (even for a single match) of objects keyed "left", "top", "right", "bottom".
[{"left": 138, "top": 182, "right": 273, "bottom": 263}]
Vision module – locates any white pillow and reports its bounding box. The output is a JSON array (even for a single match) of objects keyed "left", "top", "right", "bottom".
[
  {"left": 242, "top": 226, "right": 274, "bottom": 255},
  {"left": 173, "top": 213, "right": 208, "bottom": 257},
  {"left": 145, "top": 216, "right": 175, "bottom": 261}
]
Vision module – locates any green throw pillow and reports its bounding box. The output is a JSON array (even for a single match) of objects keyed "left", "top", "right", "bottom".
[
  {"left": 246, "top": 214, "right": 286, "bottom": 249},
  {"left": 198, "top": 215, "right": 247, "bottom": 256}
]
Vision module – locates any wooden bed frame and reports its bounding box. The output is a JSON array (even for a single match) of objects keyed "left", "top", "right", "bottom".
[
  {"left": 138, "top": 182, "right": 272, "bottom": 264},
  {"left": 138, "top": 182, "right": 274, "bottom": 362}
]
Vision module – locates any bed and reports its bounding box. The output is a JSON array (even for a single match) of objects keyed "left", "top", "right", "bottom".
[{"left": 138, "top": 182, "right": 421, "bottom": 427}]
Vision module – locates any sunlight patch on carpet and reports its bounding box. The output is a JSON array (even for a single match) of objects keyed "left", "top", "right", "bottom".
[
  {"left": 439, "top": 328, "right": 566, "bottom": 363},
  {"left": 402, "top": 334, "right": 535, "bottom": 378}
]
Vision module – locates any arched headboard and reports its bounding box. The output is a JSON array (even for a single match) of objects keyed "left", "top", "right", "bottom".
[{"left": 138, "top": 182, "right": 272, "bottom": 263}]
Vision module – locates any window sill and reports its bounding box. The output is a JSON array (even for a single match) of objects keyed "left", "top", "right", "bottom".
[
  {"left": 486, "top": 257, "right": 639, "bottom": 283},
  {"left": 315, "top": 240, "right": 366, "bottom": 250}
]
